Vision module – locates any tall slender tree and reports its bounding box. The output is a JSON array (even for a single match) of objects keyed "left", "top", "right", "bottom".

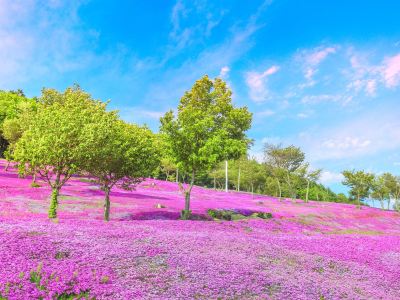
[
  {"left": 160, "top": 75, "right": 252, "bottom": 219},
  {"left": 304, "top": 167, "right": 322, "bottom": 203}
]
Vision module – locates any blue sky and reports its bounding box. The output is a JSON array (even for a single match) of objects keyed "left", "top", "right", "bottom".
[{"left": 1, "top": 0, "right": 400, "bottom": 193}]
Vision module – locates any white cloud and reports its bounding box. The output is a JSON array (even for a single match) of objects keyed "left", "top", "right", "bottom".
[
  {"left": 319, "top": 171, "right": 344, "bottom": 184},
  {"left": 297, "top": 111, "right": 313, "bottom": 119},
  {"left": 322, "top": 137, "right": 371, "bottom": 150},
  {"left": 300, "top": 107, "right": 400, "bottom": 161},
  {"left": 305, "top": 47, "right": 337, "bottom": 66},
  {"left": 301, "top": 94, "right": 343, "bottom": 104},
  {"left": 168, "top": 0, "right": 226, "bottom": 53},
  {"left": 297, "top": 46, "right": 337, "bottom": 87},
  {"left": 382, "top": 53, "right": 400, "bottom": 88},
  {"left": 365, "top": 79, "right": 377, "bottom": 96},
  {"left": 345, "top": 51, "right": 400, "bottom": 97},
  {"left": 256, "top": 109, "right": 275, "bottom": 117},
  {"left": 219, "top": 66, "right": 230, "bottom": 78},
  {"left": 144, "top": 1, "right": 271, "bottom": 104},
  {"left": 245, "top": 65, "right": 279, "bottom": 102}
]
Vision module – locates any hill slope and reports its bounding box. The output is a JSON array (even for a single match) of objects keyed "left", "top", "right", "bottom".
[{"left": 0, "top": 159, "right": 400, "bottom": 299}]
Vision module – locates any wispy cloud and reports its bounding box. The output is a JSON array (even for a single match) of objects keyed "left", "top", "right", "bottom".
[
  {"left": 382, "top": 53, "right": 400, "bottom": 88},
  {"left": 168, "top": 0, "right": 226, "bottom": 53},
  {"left": 0, "top": 0, "right": 100, "bottom": 89},
  {"left": 143, "top": 1, "right": 272, "bottom": 105},
  {"left": 219, "top": 66, "right": 230, "bottom": 78},
  {"left": 245, "top": 65, "right": 280, "bottom": 102},
  {"left": 296, "top": 46, "right": 337, "bottom": 88}
]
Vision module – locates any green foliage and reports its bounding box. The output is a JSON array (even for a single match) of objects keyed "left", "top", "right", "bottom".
[
  {"left": 252, "top": 212, "right": 273, "bottom": 219},
  {"left": 0, "top": 90, "right": 35, "bottom": 157},
  {"left": 263, "top": 144, "right": 308, "bottom": 200},
  {"left": 336, "top": 193, "right": 349, "bottom": 203},
  {"left": 160, "top": 75, "right": 252, "bottom": 218},
  {"left": 342, "top": 170, "right": 374, "bottom": 209},
  {"left": 371, "top": 174, "right": 391, "bottom": 209},
  {"left": 30, "top": 182, "right": 41, "bottom": 188},
  {"left": 82, "top": 119, "right": 160, "bottom": 221},
  {"left": 14, "top": 85, "right": 113, "bottom": 218},
  {"left": 381, "top": 173, "right": 400, "bottom": 211},
  {"left": 207, "top": 209, "right": 244, "bottom": 221},
  {"left": 207, "top": 209, "right": 272, "bottom": 220}
]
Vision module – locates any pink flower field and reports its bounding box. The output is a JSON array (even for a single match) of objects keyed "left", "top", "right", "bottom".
[{"left": 1, "top": 159, "right": 400, "bottom": 299}]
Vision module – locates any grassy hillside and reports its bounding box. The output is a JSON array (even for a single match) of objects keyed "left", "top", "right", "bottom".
[{"left": 1, "top": 159, "right": 400, "bottom": 299}]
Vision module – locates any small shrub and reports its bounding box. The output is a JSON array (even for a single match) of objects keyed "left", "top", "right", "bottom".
[
  {"left": 207, "top": 209, "right": 247, "bottom": 221},
  {"left": 31, "top": 182, "right": 41, "bottom": 188},
  {"left": 256, "top": 212, "right": 273, "bottom": 219}
]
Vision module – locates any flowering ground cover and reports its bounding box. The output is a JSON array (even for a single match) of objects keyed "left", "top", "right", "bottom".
[{"left": 0, "top": 159, "right": 400, "bottom": 299}]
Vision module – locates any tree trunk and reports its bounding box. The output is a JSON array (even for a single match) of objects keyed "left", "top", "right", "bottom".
[
  {"left": 237, "top": 166, "right": 241, "bottom": 192},
  {"left": 48, "top": 187, "right": 60, "bottom": 219},
  {"left": 213, "top": 175, "right": 216, "bottom": 190},
  {"left": 379, "top": 197, "right": 385, "bottom": 210},
  {"left": 251, "top": 183, "right": 254, "bottom": 199},
  {"left": 276, "top": 178, "right": 282, "bottom": 201},
  {"left": 104, "top": 187, "right": 111, "bottom": 221},
  {"left": 305, "top": 180, "right": 310, "bottom": 203},
  {"left": 5, "top": 161, "right": 10, "bottom": 171},
  {"left": 176, "top": 169, "right": 179, "bottom": 183},
  {"left": 32, "top": 173, "right": 37, "bottom": 184},
  {"left": 225, "top": 160, "right": 228, "bottom": 193},
  {"left": 181, "top": 171, "right": 195, "bottom": 220},
  {"left": 357, "top": 193, "right": 361, "bottom": 209},
  {"left": 286, "top": 173, "right": 295, "bottom": 202}
]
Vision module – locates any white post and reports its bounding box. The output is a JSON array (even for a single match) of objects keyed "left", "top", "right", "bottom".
[{"left": 225, "top": 160, "right": 228, "bottom": 193}]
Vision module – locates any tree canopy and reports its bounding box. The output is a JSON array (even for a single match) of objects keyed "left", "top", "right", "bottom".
[
  {"left": 14, "top": 86, "right": 113, "bottom": 218},
  {"left": 160, "top": 75, "right": 252, "bottom": 219}
]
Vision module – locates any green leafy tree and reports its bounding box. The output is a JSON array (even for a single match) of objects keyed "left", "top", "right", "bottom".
[
  {"left": 303, "top": 166, "right": 322, "bottom": 203},
  {"left": 336, "top": 193, "right": 349, "bottom": 203},
  {"left": 82, "top": 120, "right": 160, "bottom": 221},
  {"left": 263, "top": 144, "right": 306, "bottom": 200},
  {"left": 382, "top": 173, "right": 400, "bottom": 211},
  {"left": 160, "top": 157, "right": 177, "bottom": 181},
  {"left": 14, "top": 86, "right": 111, "bottom": 219},
  {"left": 371, "top": 174, "right": 391, "bottom": 209},
  {"left": 342, "top": 170, "right": 374, "bottom": 209},
  {"left": 240, "top": 157, "right": 265, "bottom": 197},
  {"left": 160, "top": 75, "right": 252, "bottom": 219},
  {"left": 2, "top": 100, "right": 37, "bottom": 171},
  {"left": 0, "top": 90, "right": 33, "bottom": 157},
  {"left": 208, "top": 161, "right": 226, "bottom": 190}
]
